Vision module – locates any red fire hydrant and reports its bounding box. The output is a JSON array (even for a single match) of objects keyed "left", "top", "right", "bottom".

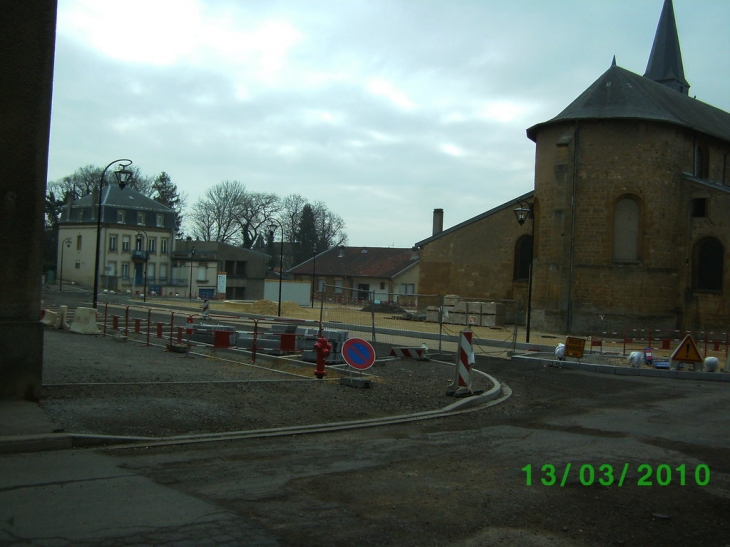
[{"left": 313, "top": 336, "right": 331, "bottom": 379}]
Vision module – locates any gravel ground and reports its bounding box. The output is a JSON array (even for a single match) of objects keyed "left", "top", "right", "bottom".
[{"left": 41, "top": 329, "right": 491, "bottom": 438}]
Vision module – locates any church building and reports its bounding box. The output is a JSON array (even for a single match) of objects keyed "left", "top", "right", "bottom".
[{"left": 416, "top": 0, "right": 730, "bottom": 335}]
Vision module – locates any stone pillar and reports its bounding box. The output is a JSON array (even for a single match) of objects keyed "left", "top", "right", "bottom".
[{"left": 0, "top": 1, "right": 57, "bottom": 400}]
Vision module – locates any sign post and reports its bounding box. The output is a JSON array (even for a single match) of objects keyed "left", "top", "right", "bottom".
[
  {"left": 669, "top": 334, "right": 703, "bottom": 370},
  {"left": 341, "top": 337, "right": 376, "bottom": 388},
  {"left": 564, "top": 337, "right": 587, "bottom": 359}
]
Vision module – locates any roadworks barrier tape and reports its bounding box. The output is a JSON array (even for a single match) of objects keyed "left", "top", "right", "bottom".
[{"left": 69, "top": 307, "right": 100, "bottom": 335}]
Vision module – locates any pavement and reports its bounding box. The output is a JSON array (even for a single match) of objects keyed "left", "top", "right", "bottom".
[{"left": 0, "top": 392, "right": 284, "bottom": 546}]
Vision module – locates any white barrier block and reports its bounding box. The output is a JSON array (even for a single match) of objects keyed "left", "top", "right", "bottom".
[
  {"left": 69, "top": 307, "right": 101, "bottom": 335},
  {"left": 41, "top": 309, "right": 57, "bottom": 327},
  {"left": 53, "top": 305, "right": 70, "bottom": 330}
]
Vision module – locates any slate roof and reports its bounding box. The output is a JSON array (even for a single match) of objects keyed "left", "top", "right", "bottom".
[
  {"left": 644, "top": 0, "right": 689, "bottom": 93},
  {"left": 173, "top": 240, "right": 271, "bottom": 260},
  {"left": 414, "top": 192, "right": 534, "bottom": 248},
  {"left": 288, "top": 246, "right": 419, "bottom": 279},
  {"left": 73, "top": 185, "right": 172, "bottom": 213},
  {"left": 526, "top": 64, "right": 730, "bottom": 143}
]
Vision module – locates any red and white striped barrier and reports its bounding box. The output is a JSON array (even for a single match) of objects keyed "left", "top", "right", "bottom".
[
  {"left": 389, "top": 347, "right": 429, "bottom": 361},
  {"left": 202, "top": 299, "right": 210, "bottom": 318},
  {"left": 447, "top": 330, "right": 474, "bottom": 396}
]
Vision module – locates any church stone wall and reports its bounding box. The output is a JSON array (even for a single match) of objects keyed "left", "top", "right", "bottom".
[
  {"left": 417, "top": 206, "right": 532, "bottom": 313},
  {"left": 532, "top": 119, "right": 730, "bottom": 334}
]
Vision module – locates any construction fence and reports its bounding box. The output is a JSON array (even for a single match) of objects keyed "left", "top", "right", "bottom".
[
  {"left": 59, "top": 289, "right": 527, "bottom": 361},
  {"left": 311, "top": 286, "right": 523, "bottom": 359},
  {"left": 45, "top": 290, "right": 729, "bottom": 365}
]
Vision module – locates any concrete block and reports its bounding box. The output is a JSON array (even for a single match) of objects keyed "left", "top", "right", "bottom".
[
  {"left": 425, "top": 307, "right": 440, "bottom": 323},
  {"left": 443, "top": 295, "right": 460, "bottom": 306},
  {"left": 449, "top": 312, "right": 466, "bottom": 325},
  {"left": 480, "top": 314, "right": 505, "bottom": 327},
  {"left": 483, "top": 302, "right": 503, "bottom": 315},
  {"left": 339, "top": 377, "right": 373, "bottom": 389},
  {"left": 594, "top": 365, "right": 616, "bottom": 374},
  {"left": 639, "top": 368, "right": 664, "bottom": 377}
]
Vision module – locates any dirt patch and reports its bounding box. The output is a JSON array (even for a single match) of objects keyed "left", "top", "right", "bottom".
[{"left": 40, "top": 329, "right": 491, "bottom": 438}]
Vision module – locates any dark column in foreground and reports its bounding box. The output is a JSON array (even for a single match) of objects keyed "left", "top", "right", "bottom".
[{"left": 0, "top": 1, "right": 57, "bottom": 400}]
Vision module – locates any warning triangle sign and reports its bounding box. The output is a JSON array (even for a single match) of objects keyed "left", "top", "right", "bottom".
[{"left": 670, "top": 334, "right": 703, "bottom": 362}]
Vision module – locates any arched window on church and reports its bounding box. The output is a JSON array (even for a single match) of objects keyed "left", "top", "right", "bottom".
[
  {"left": 693, "top": 237, "right": 724, "bottom": 292},
  {"left": 513, "top": 235, "right": 533, "bottom": 281},
  {"left": 694, "top": 144, "right": 709, "bottom": 179},
  {"left": 613, "top": 196, "right": 641, "bottom": 262}
]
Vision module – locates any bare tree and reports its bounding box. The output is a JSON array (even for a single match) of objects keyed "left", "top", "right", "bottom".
[
  {"left": 185, "top": 184, "right": 348, "bottom": 261},
  {"left": 312, "top": 201, "right": 348, "bottom": 248},
  {"left": 232, "top": 191, "right": 280, "bottom": 249},
  {"left": 189, "top": 181, "right": 243, "bottom": 243},
  {"left": 279, "top": 194, "right": 308, "bottom": 243},
  {"left": 48, "top": 164, "right": 154, "bottom": 199}
]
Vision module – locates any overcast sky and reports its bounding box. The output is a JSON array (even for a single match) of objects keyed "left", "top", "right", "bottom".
[{"left": 48, "top": 0, "right": 730, "bottom": 247}]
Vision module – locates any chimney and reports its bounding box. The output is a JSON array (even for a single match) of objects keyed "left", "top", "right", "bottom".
[
  {"left": 432, "top": 208, "right": 444, "bottom": 236},
  {"left": 64, "top": 194, "right": 74, "bottom": 221}
]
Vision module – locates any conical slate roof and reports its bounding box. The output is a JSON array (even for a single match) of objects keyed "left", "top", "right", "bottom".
[
  {"left": 644, "top": 0, "right": 689, "bottom": 94},
  {"left": 526, "top": 64, "right": 730, "bottom": 143}
]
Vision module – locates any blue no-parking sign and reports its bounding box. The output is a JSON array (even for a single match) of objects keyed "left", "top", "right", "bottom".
[{"left": 342, "top": 338, "right": 376, "bottom": 370}]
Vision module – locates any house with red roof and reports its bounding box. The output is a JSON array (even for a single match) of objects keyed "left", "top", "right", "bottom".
[{"left": 288, "top": 246, "right": 420, "bottom": 305}]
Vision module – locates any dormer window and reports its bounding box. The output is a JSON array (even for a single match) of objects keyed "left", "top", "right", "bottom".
[
  {"left": 137, "top": 212, "right": 145, "bottom": 225},
  {"left": 117, "top": 210, "right": 125, "bottom": 224}
]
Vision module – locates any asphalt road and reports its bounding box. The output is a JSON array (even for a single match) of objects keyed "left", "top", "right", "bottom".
[{"left": 103, "top": 359, "right": 729, "bottom": 547}]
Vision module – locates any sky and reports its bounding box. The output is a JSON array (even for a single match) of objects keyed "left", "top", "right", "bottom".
[{"left": 48, "top": 0, "right": 730, "bottom": 247}]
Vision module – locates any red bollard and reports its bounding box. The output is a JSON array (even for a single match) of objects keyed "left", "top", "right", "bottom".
[
  {"left": 313, "top": 336, "right": 331, "bottom": 379},
  {"left": 112, "top": 315, "right": 119, "bottom": 330},
  {"left": 156, "top": 322, "right": 164, "bottom": 338},
  {"left": 177, "top": 326, "right": 184, "bottom": 343},
  {"left": 134, "top": 318, "right": 141, "bottom": 333}
]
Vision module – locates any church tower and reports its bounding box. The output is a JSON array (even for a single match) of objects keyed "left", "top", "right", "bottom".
[{"left": 644, "top": 0, "right": 690, "bottom": 94}]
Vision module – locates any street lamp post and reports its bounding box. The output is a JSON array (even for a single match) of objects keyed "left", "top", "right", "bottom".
[
  {"left": 514, "top": 200, "right": 535, "bottom": 344},
  {"left": 92, "top": 159, "right": 134, "bottom": 308},
  {"left": 136, "top": 230, "right": 148, "bottom": 302},
  {"left": 59, "top": 237, "right": 71, "bottom": 291},
  {"left": 268, "top": 220, "right": 284, "bottom": 317},
  {"left": 311, "top": 245, "right": 317, "bottom": 309},
  {"left": 188, "top": 245, "right": 196, "bottom": 300}
]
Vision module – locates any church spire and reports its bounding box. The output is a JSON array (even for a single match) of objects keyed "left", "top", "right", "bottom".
[{"left": 644, "top": 0, "right": 689, "bottom": 95}]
